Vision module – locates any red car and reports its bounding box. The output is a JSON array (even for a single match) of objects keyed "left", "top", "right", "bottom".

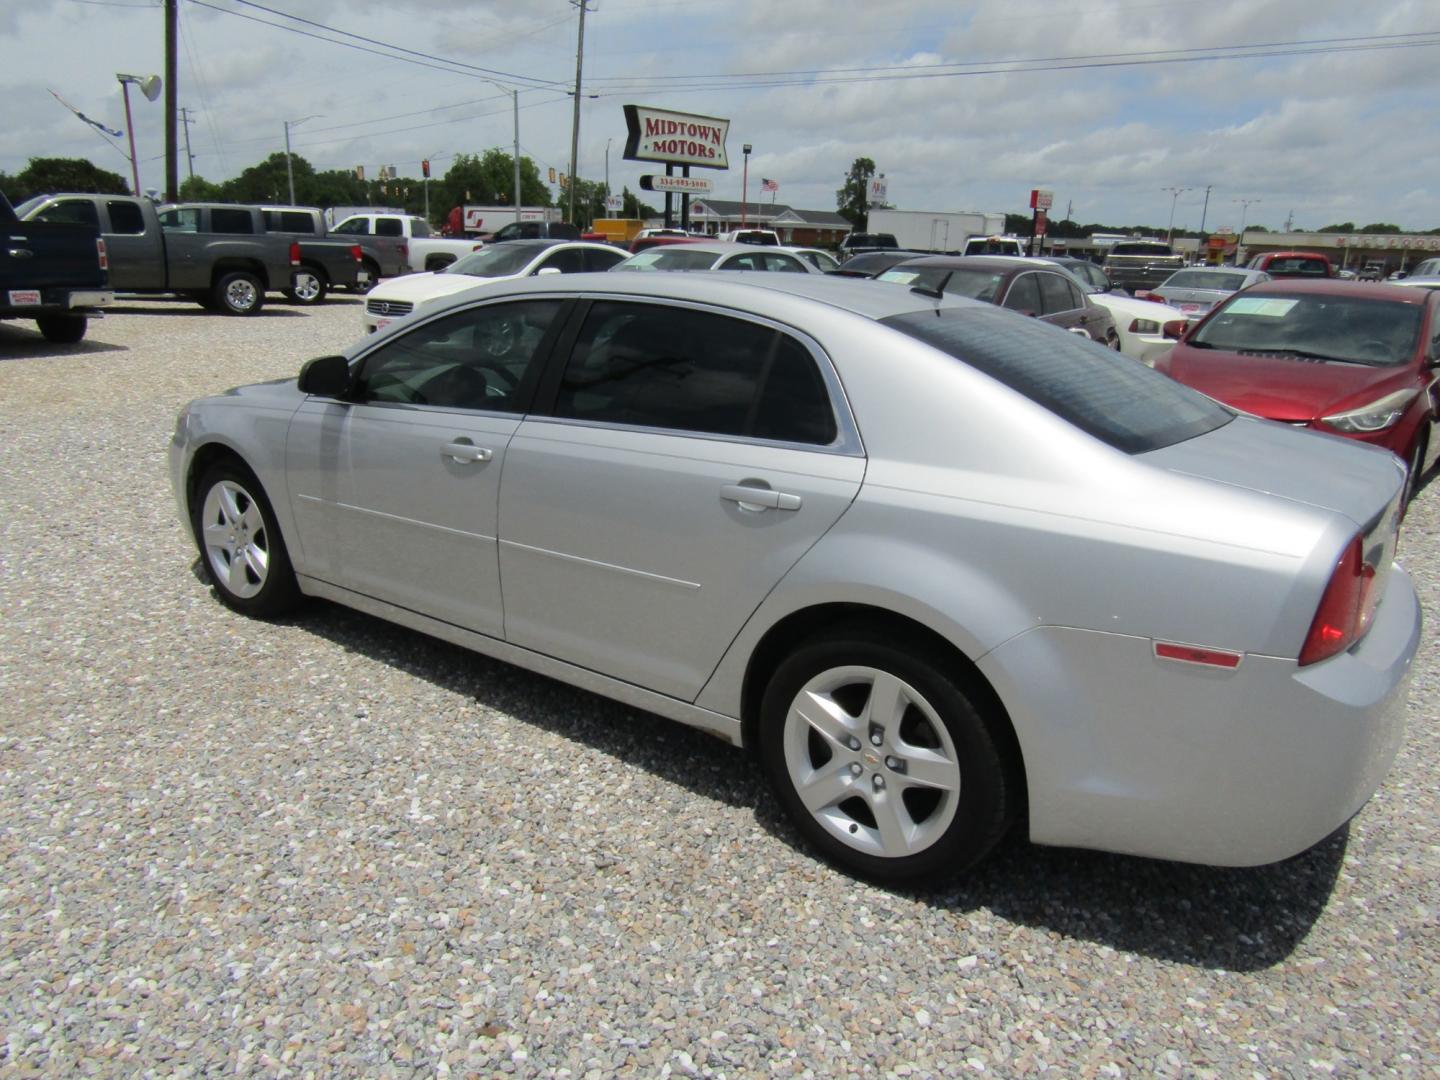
[
  {"left": 1157, "top": 279, "right": 1440, "bottom": 500},
  {"left": 1245, "top": 250, "right": 1335, "bottom": 279}
]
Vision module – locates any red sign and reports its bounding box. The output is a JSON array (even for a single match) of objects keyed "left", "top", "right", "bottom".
[{"left": 1034, "top": 210, "right": 1048, "bottom": 236}]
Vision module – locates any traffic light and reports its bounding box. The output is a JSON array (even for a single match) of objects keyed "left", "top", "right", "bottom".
[{"left": 422, "top": 159, "right": 430, "bottom": 179}]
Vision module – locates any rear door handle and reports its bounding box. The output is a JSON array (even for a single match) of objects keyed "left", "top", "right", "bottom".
[
  {"left": 443, "top": 441, "right": 492, "bottom": 464},
  {"left": 721, "top": 484, "right": 802, "bottom": 512}
]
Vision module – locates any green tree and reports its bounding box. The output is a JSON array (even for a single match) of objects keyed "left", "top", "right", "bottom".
[
  {"left": 836, "top": 157, "right": 876, "bottom": 230},
  {"left": 222, "top": 151, "right": 303, "bottom": 204},
  {"left": 1317, "top": 222, "right": 1356, "bottom": 233},
  {"left": 178, "top": 175, "right": 224, "bottom": 201},
  {"left": 620, "top": 186, "right": 657, "bottom": 220},
  {"left": 1357, "top": 222, "right": 1401, "bottom": 233},
  {"left": 7, "top": 156, "right": 129, "bottom": 201},
  {"left": 432, "top": 150, "right": 550, "bottom": 224}
]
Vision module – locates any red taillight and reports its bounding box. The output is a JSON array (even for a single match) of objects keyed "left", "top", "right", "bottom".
[
  {"left": 399, "top": 242, "right": 408, "bottom": 260},
  {"left": 289, "top": 241, "right": 301, "bottom": 266},
  {"left": 96, "top": 238, "right": 108, "bottom": 271},
  {"left": 1299, "top": 536, "right": 1378, "bottom": 666},
  {"left": 1162, "top": 319, "right": 1188, "bottom": 340},
  {"left": 350, "top": 245, "right": 363, "bottom": 262},
  {"left": 1138, "top": 291, "right": 1162, "bottom": 302}
]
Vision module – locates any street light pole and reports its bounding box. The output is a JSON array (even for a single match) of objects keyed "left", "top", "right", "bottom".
[
  {"left": 605, "top": 137, "right": 611, "bottom": 218},
  {"left": 567, "top": 0, "right": 590, "bottom": 224},
  {"left": 284, "top": 115, "right": 321, "bottom": 205},
  {"left": 741, "top": 144, "right": 751, "bottom": 226},
  {"left": 1234, "top": 198, "right": 1260, "bottom": 265},
  {"left": 1162, "top": 186, "right": 1191, "bottom": 245}
]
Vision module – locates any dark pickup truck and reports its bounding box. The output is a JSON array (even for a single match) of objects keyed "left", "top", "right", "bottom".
[
  {"left": 1102, "top": 241, "right": 1187, "bottom": 294},
  {"left": 1, "top": 190, "right": 112, "bottom": 343},
  {"left": 255, "top": 205, "right": 405, "bottom": 294},
  {"left": 16, "top": 195, "right": 361, "bottom": 314}
]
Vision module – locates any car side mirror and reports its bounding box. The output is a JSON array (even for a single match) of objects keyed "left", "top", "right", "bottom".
[
  {"left": 298, "top": 354, "right": 352, "bottom": 398},
  {"left": 535, "top": 266, "right": 562, "bottom": 275},
  {"left": 1162, "top": 319, "right": 1189, "bottom": 341}
]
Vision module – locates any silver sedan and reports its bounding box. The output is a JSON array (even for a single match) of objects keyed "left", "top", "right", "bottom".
[
  {"left": 1148, "top": 265, "right": 1272, "bottom": 319},
  {"left": 170, "top": 272, "right": 1419, "bottom": 882}
]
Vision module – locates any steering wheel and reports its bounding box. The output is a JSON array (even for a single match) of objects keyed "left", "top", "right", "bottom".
[{"left": 475, "top": 318, "right": 518, "bottom": 358}]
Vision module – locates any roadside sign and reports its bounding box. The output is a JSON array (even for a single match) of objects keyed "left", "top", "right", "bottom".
[
  {"left": 1030, "top": 188, "right": 1053, "bottom": 210},
  {"left": 1034, "top": 210, "right": 1048, "bottom": 236},
  {"left": 605, "top": 195, "right": 623, "bottom": 211},
  {"left": 640, "top": 174, "right": 714, "bottom": 194}
]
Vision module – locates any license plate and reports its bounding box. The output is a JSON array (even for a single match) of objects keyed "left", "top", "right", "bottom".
[
  {"left": 1177, "top": 302, "right": 1201, "bottom": 313},
  {"left": 7, "top": 290, "right": 41, "bottom": 306},
  {"left": 376, "top": 318, "right": 392, "bottom": 331}
]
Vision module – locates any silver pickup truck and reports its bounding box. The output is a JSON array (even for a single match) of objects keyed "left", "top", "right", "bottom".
[
  {"left": 1102, "top": 241, "right": 1187, "bottom": 295},
  {"left": 16, "top": 195, "right": 359, "bottom": 314}
]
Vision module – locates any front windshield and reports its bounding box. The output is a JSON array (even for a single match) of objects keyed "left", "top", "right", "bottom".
[
  {"left": 444, "top": 244, "right": 540, "bottom": 277},
  {"left": 1163, "top": 270, "right": 1248, "bottom": 291},
  {"left": 878, "top": 266, "right": 1005, "bottom": 302},
  {"left": 1189, "top": 292, "right": 1421, "bottom": 366},
  {"left": 612, "top": 248, "right": 718, "bottom": 272}
]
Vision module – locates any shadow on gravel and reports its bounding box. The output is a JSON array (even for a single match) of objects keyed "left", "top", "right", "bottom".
[
  {"left": 0, "top": 328, "right": 128, "bottom": 359},
  {"left": 257, "top": 589, "right": 1345, "bottom": 974},
  {"left": 105, "top": 304, "right": 307, "bottom": 317}
]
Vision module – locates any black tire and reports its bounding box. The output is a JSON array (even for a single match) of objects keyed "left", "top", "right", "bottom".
[
  {"left": 212, "top": 270, "right": 265, "bottom": 316},
  {"left": 285, "top": 267, "right": 328, "bottom": 305},
  {"left": 36, "top": 314, "right": 87, "bottom": 343},
  {"left": 1406, "top": 434, "right": 1428, "bottom": 505},
  {"left": 759, "top": 626, "right": 1015, "bottom": 883},
  {"left": 191, "top": 462, "right": 300, "bottom": 617}
]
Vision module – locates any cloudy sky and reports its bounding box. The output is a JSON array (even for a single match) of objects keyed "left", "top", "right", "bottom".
[{"left": 4, "top": 0, "right": 1438, "bottom": 232}]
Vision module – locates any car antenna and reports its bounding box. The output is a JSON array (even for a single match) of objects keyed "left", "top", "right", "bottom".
[{"left": 910, "top": 271, "right": 951, "bottom": 303}]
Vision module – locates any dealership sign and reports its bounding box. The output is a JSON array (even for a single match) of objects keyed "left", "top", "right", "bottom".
[{"left": 623, "top": 105, "right": 730, "bottom": 169}]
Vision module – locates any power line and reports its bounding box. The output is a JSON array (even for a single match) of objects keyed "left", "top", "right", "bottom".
[{"left": 202, "top": 0, "right": 569, "bottom": 89}]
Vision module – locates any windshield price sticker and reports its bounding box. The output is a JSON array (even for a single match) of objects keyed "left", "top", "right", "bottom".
[{"left": 1227, "top": 297, "right": 1299, "bottom": 318}]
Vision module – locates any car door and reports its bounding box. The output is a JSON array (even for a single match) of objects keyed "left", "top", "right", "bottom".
[
  {"left": 497, "top": 298, "right": 865, "bottom": 701},
  {"left": 533, "top": 247, "right": 585, "bottom": 275},
  {"left": 584, "top": 247, "right": 627, "bottom": 272},
  {"left": 1037, "top": 271, "right": 1101, "bottom": 339},
  {"left": 999, "top": 271, "right": 1043, "bottom": 317},
  {"left": 284, "top": 297, "right": 566, "bottom": 637}
]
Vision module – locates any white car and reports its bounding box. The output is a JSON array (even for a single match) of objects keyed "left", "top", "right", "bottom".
[
  {"left": 776, "top": 246, "right": 841, "bottom": 273},
  {"left": 612, "top": 242, "right": 821, "bottom": 274},
  {"left": 1037, "top": 256, "right": 1189, "bottom": 365},
  {"left": 362, "top": 240, "right": 627, "bottom": 332}
]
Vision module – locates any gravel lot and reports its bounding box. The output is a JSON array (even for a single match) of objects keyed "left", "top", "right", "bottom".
[{"left": 1, "top": 298, "right": 1437, "bottom": 1078}]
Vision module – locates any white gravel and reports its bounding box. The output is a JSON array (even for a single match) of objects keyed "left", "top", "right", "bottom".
[{"left": 2, "top": 297, "right": 1438, "bottom": 1077}]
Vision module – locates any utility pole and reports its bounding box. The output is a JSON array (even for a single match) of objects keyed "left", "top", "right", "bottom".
[
  {"left": 1197, "top": 185, "right": 1212, "bottom": 234},
  {"left": 165, "top": 0, "right": 178, "bottom": 201},
  {"left": 567, "top": 0, "right": 591, "bottom": 224},
  {"left": 178, "top": 106, "right": 196, "bottom": 181},
  {"left": 1233, "top": 198, "right": 1260, "bottom": 264}
]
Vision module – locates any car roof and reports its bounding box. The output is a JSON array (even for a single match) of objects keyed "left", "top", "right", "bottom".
[
  {"left": 887, "top": 255, "right": 1039, "bottom": 271},
  {"left": 642, "top": 241, "right": 784, "bottom": 256},
  {"left": 1249, "top": 278, "right": 1432, "bottom": 303},
  {"left": 381, "top": 266, "right": 979, "bottom": 331}
]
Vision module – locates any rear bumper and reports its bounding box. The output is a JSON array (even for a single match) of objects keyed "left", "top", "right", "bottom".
[
  {"left": 2, "top": 287, "right": 113, "bottom": 316},
  {"left": 977, "top": 564, "right": 1420, "bottom": 866}
]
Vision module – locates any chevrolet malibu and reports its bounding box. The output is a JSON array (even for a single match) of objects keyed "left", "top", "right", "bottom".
[{"left": 171, "top": 273, "right": 1420, "bottom": 882}]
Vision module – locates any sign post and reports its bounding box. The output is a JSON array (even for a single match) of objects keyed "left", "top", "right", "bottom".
[{"left": 1029, "top": 188, "right": 1053, "bottom": 256}]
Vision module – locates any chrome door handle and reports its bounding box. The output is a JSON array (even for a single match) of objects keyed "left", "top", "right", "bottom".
[
  {"left": 721, "top": 484, "right": 802, "bottom": 512},
  {"left": 443, "top": 441, "right": 492, "bottom": 463},
  {"left": 7, "top": 248, "right": 34, "bottom": 259}
]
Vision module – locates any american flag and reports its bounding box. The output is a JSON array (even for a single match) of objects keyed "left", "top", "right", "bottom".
[{"left": 760, "top": 178, "right": 778, "bottom": 193}]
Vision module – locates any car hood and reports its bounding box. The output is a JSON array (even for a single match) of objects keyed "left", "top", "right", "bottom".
[
  {"left": 1145, "top": 414, "right": 1404, "bottom": 527},
  {"left": 1157, "top": 346, "right": 1412, "bottom": 421},
  {"left": 368, "top": 272, "right": 514, "bottom": 304}
]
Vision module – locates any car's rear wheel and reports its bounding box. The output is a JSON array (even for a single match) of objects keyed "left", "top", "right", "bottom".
[
  {"left": 759, "top": 628, "right": 1015, "bottom": 883},
  {"left": 36, "top": 314, "right": 87, "bottom": 343},
  {"left": 192, "top": 463, "right": 299, "bottom": 617},
  {"left": 285, "top": 267, "right": 328, "bottom": 305},
  {"left": 1407, "top": 434, "right": 1429, "bottom": 505}
]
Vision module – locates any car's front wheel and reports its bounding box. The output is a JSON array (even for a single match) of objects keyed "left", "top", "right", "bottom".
[
  {"left": 759, "top": 628, "right": 1015, "bottom": 883},
  {"left": 191, "top": 463, "right": 300, "bottom": 617},
  {"left": 212, "top": 271, "right": 265, "bottom": 316}
]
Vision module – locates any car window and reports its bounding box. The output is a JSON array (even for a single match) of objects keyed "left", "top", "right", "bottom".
[
  {"left": 801, "top": 250, "right": 840, "bottom": 272},
  {"left": 210, "top": 208, "right": 254, "bottom": 234},
  {"left": 1076, "top": 263, "right": 1109, "bottom": 290},
  {"left": 584, "top": 247, "right": 627, "bottom": 272},
  {"left": 1189, "top": 292, "right": 1422, "bottom": 367},
  {"left": 1164, "top": 270, "right": 1248, "bottom": 291},
  {"left": 763, "top": 253, "right": 809, "bottom": 273},
  {"left": 1003, "top": 273, "right": 1043, "bottom": 314},
  {"left": 410, "top": 219, "right": 432, "bottom": 238},
  {"left": 158, "top": 208, "right": 200, "bottom": 233},
  {"left": 1038, "top": 272, "right": 1079, "bottom": 314},
  {"left": 32, "top": 199, "right": 100, "bottom": 228},
  {"left": 375, "top": 218, "right": 404, "bottom": 238},
  {"left": 333, "top": 218, "right": 369, "bottom": 235},
  {"left": 614, "top": 248, "right": 717, "bottom": 271},
  {"left": 354, "top": 299, "right": 562, "bottom": 412},
  {"left": 877, "top": 266, "right": 1005, "bottom": 302},
  {"left": 263, "top": 210, "right": 317, "bottom": 234},
  {"left": 105, "top": 201, "right": 145, "bottom": 234},
  {"left": 537, "top": 248, "right": 585, "bottom": 274},
  {"left": 721, "top": 253, "right": 766, "bottom": 271},
  {"left": 553, "top": 301, "right": 837, "bottom": 444},
  {"left": 883, "top": 306, "right": 1232, "bottom": 454}
]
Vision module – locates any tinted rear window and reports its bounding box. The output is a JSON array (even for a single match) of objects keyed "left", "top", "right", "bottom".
[
  {"left": 1164, "top": 270, "right": 1247, "bottom": 291},
  {"left": 882, "top": 306, "right": 1232, "bottom": 453}
]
